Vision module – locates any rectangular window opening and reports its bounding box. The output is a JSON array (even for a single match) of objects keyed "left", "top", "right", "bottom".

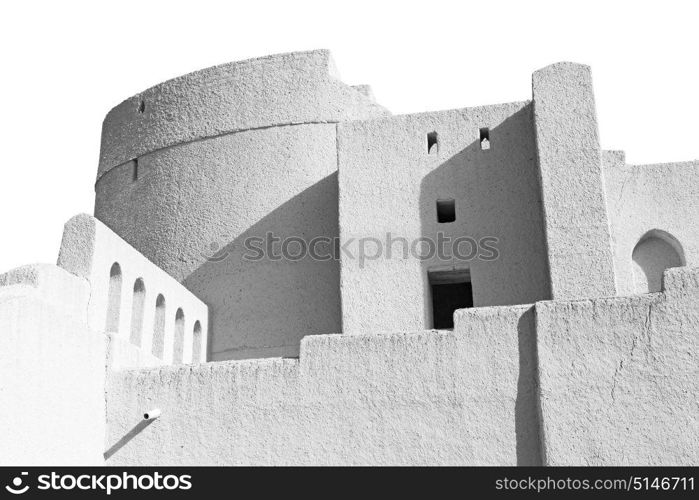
[
  {"left": 480, "top": 127, "right": 490, "bottom": 150},
  {"left": 436, "top": 199, "right": 456, "bottom": 223},
  {"left": 427, "top": 131, "right": 439, "bottom": 154},
  {"left": 429, "top": 269, "right": 473, "bottom": 329}
]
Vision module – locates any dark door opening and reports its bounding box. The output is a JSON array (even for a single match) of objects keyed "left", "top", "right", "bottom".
[{"left": 429, "top": 269, "right": 473, "bottom": 329}]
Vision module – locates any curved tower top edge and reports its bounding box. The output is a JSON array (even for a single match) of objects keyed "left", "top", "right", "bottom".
[{"left": 98, "top": 49, "right": 390, "bottom": 180}]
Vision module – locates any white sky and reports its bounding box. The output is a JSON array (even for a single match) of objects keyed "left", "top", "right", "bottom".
[{"left": 0, "top": 0, "right": 697, "bottom": 272}]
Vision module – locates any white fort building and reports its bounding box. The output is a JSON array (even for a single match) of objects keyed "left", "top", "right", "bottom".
[{"left": 1, "top": 50, "right": 697, "bottom": 465}]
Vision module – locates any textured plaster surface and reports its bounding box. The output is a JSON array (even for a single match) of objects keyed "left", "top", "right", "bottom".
[
  {"left": 98, "top": 50, "right": 388, "bottom": 178},
  {"left": 106, "top": 305, "right": 539, "bottom": 465},
  {"left": 58, "top": 214, "right": 208, "bottom": 367},
  {"left": 537, "top": 267, "right": 699, "bottom": 465},
  {"left": 338, "top": 102, "right": 550, "bottom": 332},
  {"left": 604, "top": 154, "right": 699, "bottom": 295},
  {"left": 0, "top": 265, "right": 105, "bottom": 465},
  {"left": 533, "top": 63, "right": 617, "bottom": 300}
]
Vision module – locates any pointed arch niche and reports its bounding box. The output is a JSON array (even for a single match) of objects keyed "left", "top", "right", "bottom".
[{"left": 631, "top": 229, "right": 685, "bottom": 293}]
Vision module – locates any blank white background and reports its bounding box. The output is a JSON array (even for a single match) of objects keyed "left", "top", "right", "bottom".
[{"left": 0, "top": 0, "right": 697, "bottom": 271}]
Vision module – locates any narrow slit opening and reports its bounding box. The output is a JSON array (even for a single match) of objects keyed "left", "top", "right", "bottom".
[
  {"left": 173, "top": 308, "right": 185, "bottom": 364},
  {"left": 129, "top": 278, "right": 146, "bottom": 346},
  {"left": 427, "top": 131, "right": 439, "bottom": 154},
  {"left": 105, "top": 263, "right": 122, "bottom": 333},
  {"left": 192, "top": 320, "right": 203, "bottom": 363},
  {"left": 152, "top": 294, "right": 166, "bottom": 359},
  {"left": 480, "top": 127, "right": 490, "bottom": 150}
]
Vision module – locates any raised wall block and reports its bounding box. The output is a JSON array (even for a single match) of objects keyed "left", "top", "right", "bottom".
[{"left": 532, "top": 63, "right": 617, "bottom": 300}]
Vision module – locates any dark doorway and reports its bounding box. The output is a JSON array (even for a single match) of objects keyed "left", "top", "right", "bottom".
[{"left": 429, "top": 269, "right": 473, "bottom": 329}]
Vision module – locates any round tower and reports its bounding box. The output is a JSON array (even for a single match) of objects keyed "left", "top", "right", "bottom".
[{"left": 94, "top": 50, "right": 389, "bottom": 360}]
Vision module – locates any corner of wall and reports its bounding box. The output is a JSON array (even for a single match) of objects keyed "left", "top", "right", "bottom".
[{"left": 57, "top": 213, "right": 98, "bottom": 278}]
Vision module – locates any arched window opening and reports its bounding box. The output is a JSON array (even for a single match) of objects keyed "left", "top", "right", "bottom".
[
  {"left": 105, "top": 263, "right": 122, "bottom": 333},
  {"left": 151, "top": 294, "right": 166, "bottom": 358},
  {"left": 129, "top": 278, "right": 146, "bottom": 345},
  {"left": 173, "top": 308, "right": 185, "bottom": 364},
  {"left": 192, "top": 320, "right": 203, "bottom": 363},
  {"left": 632, "top": 230, "right": 684, "bottom": 293}
]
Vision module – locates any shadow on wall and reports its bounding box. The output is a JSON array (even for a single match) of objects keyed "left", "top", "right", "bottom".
[
  {"left": 184, "top": 174, "right": 341, "bottom": 361},
  {"left": 419, "top": 105, "right": 550, "bottom": 329},
  {"left": 103, "top": 419, "right": 154, "bottom": 460},
  {"left": 516, "top": 307, "right": 543, "bottom": 466}
]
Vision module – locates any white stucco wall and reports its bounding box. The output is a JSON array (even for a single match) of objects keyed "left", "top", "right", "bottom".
[
  {"left": 105, "top": 304, "right": 540, "bottom": 465},
  {"left": 537, "top": 266, "right": 699, "bottom": 465},
  {"left": 604, "top": 153, "right": 699, "bottom": 295},
  {"left": 106, "top": 266, "right": 699, "bottom": 466},
  {"left": 3, "top": 53, "right": 696, "bottom": 466},
  {"left": 338, "top": 102, "right": 550, "bottom": 332},
  {"left": 3, "top": 262, "right": 696, "bottom": 466},
  {"left": 0, "top": 265, "right": 105, "bottom": 465}
]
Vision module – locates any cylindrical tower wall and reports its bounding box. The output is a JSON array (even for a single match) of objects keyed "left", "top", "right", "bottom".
[{"left": 94, "top": 51, "right": 388, "bottom": 359}]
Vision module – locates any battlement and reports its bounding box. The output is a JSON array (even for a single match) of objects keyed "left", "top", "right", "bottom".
[{"left": 105, "top": 266, "right": 699, "bottom": 465}]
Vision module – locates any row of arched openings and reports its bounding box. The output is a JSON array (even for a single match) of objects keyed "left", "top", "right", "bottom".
[{"left": 105, "top": 262, "right": 203, "bottom": 363}]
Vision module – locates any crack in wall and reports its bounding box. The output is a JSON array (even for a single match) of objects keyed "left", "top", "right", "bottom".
[{"left": 610, "top": 302, "right": 654, "bottom": 403}]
